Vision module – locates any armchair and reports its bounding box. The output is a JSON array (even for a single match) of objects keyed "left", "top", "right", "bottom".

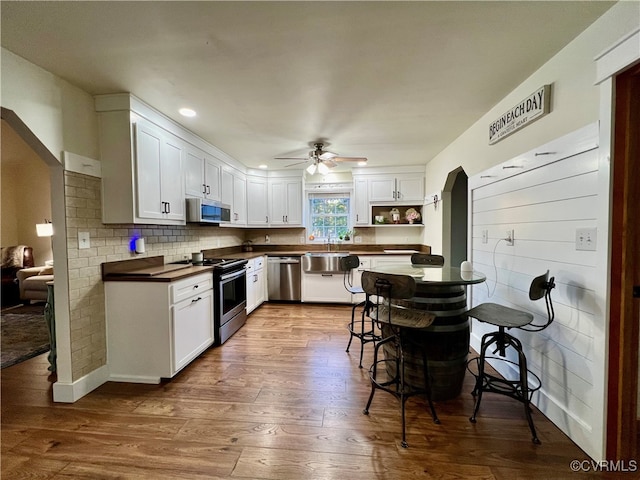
[
  {"left": 17, "top": 265, "right": 54, "bottom": 303},
  {"left": 1, "top": 246, "right": 35, "bottom": 306}
]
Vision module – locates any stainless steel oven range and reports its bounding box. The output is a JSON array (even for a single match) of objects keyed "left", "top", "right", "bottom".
[{"left": 204, "top": 258, "right": 248, "bottom": 345}]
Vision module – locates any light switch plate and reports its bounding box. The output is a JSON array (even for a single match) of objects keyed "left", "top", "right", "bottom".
[
  {"left": 78, "top": 231, "right": 90, "bottom": 249},
  {"left": 576, "top": 227, "right": 597, "bottom": 251}
]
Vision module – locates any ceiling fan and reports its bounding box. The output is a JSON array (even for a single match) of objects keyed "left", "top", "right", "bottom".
[{"left": 274, "top": 142, "right": 367, "bottom": 175}]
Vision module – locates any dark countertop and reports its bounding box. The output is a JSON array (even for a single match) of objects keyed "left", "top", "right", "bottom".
[
  {"left": 102, "top": 256, "right": 214, "bottom": 282},
  {"left": 102, "top": 247, "right": 428, "bottom": 282},
  {"left": 203, "top": 244, "right": 428, "bottom": 261},
  {"left": 215, "top": 250, "right": 420, "bottom": 260}
]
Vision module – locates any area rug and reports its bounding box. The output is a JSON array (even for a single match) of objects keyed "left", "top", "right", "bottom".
[{"left": 1, "top": 304, "right": 50, "bottom": 369}]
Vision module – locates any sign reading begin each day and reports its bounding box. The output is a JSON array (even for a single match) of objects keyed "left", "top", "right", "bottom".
[{"left": 489, "top": 85, "right": 551, "bottom": 145}]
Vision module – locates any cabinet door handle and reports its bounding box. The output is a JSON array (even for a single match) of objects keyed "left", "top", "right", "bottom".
[
  {"left": 356, "top": 214, "right": 359, "bottom": 221},
  {"left": 191, "top": 297, "right": 202, "bottom": 303},
  {"left": 266, "top": 216, "right": 269, "bottom": 223},
  {"left": 322, "top": 274, "right": 333, "bottom": 277},
  {"left": 392, "top": 191, "right": 396, "bottom": 199},
  {"left": 254, "top": 274, "right": 258, "bottom": 283},
  {"left": 167, "top": 202, "right": 171, "bottom": 213},
  {"left": 203, "top": 184, "right": 207, "bottom": 195},
  {"left": 285, "top": 215, "right": 288, "bottom": 223},
  {"left": 207, "top": 185, "right": 211, "bottom": 195}
]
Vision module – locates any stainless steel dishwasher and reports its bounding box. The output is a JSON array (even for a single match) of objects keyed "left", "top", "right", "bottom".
[{"left": 267, "top": 256, "right": 302, "bottom": 301}]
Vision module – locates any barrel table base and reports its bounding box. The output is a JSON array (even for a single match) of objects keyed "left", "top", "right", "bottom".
[{"left": 387, "top": 283, "right": 470, "bottom": 401}]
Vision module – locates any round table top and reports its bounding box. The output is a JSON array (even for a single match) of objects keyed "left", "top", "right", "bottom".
[{"left": 369, "top": 264, "right": 486, "bottom": 285}]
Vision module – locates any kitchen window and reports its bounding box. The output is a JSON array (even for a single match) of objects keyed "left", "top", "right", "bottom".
[{"left": 308, "top": 193, "right": 352, "bottom": 242}]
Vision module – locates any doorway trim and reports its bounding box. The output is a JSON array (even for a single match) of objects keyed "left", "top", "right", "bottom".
[
  {"left": 1, "top": 107, "right": 73, "bottom": 389},
  {"left": 441, "top": 166, "right": 468, "bottom": 268},
  {"left": 594, "top": 28, "right": 640, "bottom": 461}
]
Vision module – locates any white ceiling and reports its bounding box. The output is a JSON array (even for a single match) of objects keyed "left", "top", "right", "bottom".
[{"left": 1, "top": 1, "right": 614, "bottom": 171}]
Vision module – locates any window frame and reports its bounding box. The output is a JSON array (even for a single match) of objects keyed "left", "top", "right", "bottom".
[{"left": 306, "top": 191, "right": 353, "bottom": 245}]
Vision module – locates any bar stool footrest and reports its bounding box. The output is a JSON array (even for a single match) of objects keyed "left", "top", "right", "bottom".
[{"left": 467, "top": 356, "right": 542, "bottom": 401}]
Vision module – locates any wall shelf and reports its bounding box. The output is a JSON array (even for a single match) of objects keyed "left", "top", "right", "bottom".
[{"left": 371, "top": 204, "right": 423, "bottom": 226}]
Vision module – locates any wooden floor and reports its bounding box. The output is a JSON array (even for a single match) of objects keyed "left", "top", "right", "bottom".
[{"left": 1, "top": 303, "right": 609, "bottom": 479}]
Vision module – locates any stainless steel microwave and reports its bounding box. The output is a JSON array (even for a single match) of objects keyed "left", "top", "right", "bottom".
[{"left": 186, "top": 198, "right": 231, "bottom": 224}]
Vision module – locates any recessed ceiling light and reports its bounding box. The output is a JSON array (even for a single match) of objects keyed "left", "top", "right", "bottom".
[
  {"left": 358, "top": 160, "right": 367, "bottom": 166},
  {"left": 258, "top": 164, "right": 268, "bottom": 169},
  {"left": 179, "top": 108, "right": 196, "bottom": 117}
]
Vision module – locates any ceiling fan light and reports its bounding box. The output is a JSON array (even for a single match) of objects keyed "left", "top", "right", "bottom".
[
  {"left": 306, "top": 164, "right": 317, "bottom": 175},
  {"left": 317, "top": 162, "right": 330, "bottom": 175}
]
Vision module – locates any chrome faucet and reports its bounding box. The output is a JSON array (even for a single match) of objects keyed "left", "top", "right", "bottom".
[{"left": 326, "top": 233, "right": 332, "bottom": 251}]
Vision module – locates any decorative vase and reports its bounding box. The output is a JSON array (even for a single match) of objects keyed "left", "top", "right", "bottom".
[{"left": 409, "top": 219, "right": 414, "bottom": 224}]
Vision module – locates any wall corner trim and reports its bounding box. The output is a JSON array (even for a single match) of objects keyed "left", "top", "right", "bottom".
[
  {"left": 594, "top": 27, "right": 640, "bottom": 85},
  {"left": 63, "top": 151, "right": 102, "bottom": 178}
]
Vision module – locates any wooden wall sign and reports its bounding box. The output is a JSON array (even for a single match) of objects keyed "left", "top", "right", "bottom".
[{"left": 489, "top": 85, "right": 551, "bottom": 145}]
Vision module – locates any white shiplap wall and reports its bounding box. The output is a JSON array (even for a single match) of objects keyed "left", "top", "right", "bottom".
[{"left": 467, "top": 123, "right": 605, "bottom": 457}]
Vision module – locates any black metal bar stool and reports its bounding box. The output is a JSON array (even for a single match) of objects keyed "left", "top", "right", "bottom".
[
  {"left": 361, "top": 271, "right": 440, "bottom": 448},
  {"left": 342, "top": 255, "right": 377, "bottom": 368},
  {"left": 467, "top": 271, "right": 555, "bottom": 444},
  {"left": 410, "top": 253, "right": 445, "bottom": 266}
]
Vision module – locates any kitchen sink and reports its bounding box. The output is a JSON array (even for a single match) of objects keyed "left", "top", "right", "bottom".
[{"left": 302, "top": 252, "right": 348, "bottom": 273}]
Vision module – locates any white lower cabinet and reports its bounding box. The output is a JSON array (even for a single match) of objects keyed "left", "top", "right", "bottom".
[
  {"left": 369, "top": 255, "right": 411, "bottom": 267},
  {"left": 105, "top": 273, "right": 214, "bottom": 383},
  {"left": 246, "top": 256, "right": 266, "bottom": 314},
  {"left": 351, "top": 256, "right": 371, "bottom": 304},
  {"left": 172, "top": 289, "right": 215, "bottom": 372},
  {"left": 302, "top": 272, "right": 352, "bottom": 303}
]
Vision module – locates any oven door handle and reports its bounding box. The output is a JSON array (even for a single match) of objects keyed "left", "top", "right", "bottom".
[{"left": 220, "top": 269, "right": 246, "bottom": 282}]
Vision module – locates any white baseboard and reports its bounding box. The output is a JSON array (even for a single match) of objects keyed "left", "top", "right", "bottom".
[
  {"left": 108, "top": 374, "right": 161, "bottom": 384},
  {"left": 52, "top": 364, "right": 109, "bottom": 403}
]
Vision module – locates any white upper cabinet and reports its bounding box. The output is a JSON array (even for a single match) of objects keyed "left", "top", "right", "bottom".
[
  {"left": 184, "top": 146, "right": 221, "bottom": 201},
  {"left": 246, "top": 175, "right": 269, "bottom": 226},
  {"left": 158, "top": 132, "right": 186, "bottom": 222},
  {"left": 222, "top": 168, "right": 246, "bottom": 225},
  {"left": 204, "top": 156, "right": 221, "bottom": 201},
  {"left": 133, "top": 119, "right": 185, "bottom": 222},
  {"left": 268, "top": 177, "right": 302, "bottom": 226},
  {"left": 99, "top": 110, "right": 186, "bottom": 225},
  {"left": 368, "top": 173, "right": 424, "bottom": 203},
  {"left": 353, "top": 176, "right": 370, "bottom": 225}
]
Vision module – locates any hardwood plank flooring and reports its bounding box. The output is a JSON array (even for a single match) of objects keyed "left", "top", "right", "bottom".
[{"left": 1, "top": 303, "right": 610, "bottom": 479}]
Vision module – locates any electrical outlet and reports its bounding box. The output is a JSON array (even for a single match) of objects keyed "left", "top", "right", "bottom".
[
  {"left": 265, "top": 234, "right": 270, "bottom": 243},
  {"left": 78, "top": 231, "right": 90, "bottom": 249},
  {"left": 576, "top": 227, "right": 597, "bottom": 251},
  {"left": 505, "top": 229, "right": 514, "bottom": 246},
  {"left": 355, "top": 236, "right": 362, "bottom": 243},
  {"left": 482, "top": 230, "right": 488, "bottom": 244},
  {"left": 299, "top": 236, "right": 305, "bottom": 244}
]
